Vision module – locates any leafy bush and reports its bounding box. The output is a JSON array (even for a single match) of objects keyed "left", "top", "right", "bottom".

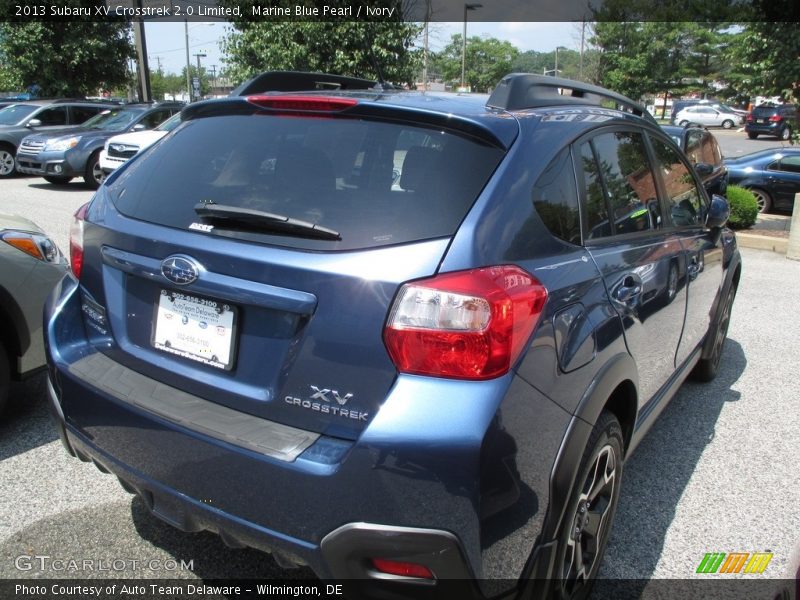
[{"left": 725, "top": 185, "right": 759, "bottom": 230}]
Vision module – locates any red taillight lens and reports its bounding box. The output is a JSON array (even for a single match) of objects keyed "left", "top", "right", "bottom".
[
  {"left": 246, "top": 95, "right": 358, "bottom": 112},
  {"left": 769, "top": 114, "right": 782, "bottom": 122},
  {"left": 383, "top": 266, "right": 548, "bottom": 380},
  {"left": 371, "top": 558, "right": 435, "bottom": 579},
  {"left": 746, "top": 114, "right": 754, "bottom": 122},
  {"left": 69, "top": 202, "right": 89, "bottom": 279}
]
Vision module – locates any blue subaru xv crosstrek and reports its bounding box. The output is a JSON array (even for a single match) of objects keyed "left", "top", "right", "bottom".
[{"left": 44, "top": 72, "right": 740, "bottom": 599}]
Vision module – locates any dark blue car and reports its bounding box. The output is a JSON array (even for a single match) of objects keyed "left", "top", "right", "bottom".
[
  {"left": 44, "top": 73, "right": 740, "bottom": 599},
  {"left": 725, "top": 148, "right": 800, "bottom": 213},
  {"left": 15, "top": 102, "right": 182, "bottom": 189}
]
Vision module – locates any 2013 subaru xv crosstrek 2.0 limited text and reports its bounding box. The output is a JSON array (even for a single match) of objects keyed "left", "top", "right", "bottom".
[{"left": 45, "top": 72, "right": 740, "bottom": 599}]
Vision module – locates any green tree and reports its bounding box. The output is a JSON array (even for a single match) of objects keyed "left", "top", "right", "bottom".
[
  {"left": 0, "top": 20, "right": 134, "bottom": 97},
  {"left": 729, "top": 22, "right": 800, "bottom": 103},
  {"left": 590, "top": 22, "right": 733, "bottom": 116},
  {"left": 219, "top": 22, "right": 421, "bottom": 87},
  {"left": 511, "top": 49, "right": 584, "bottom": 80},
  {"left": 432, "top": 35, "right": 518, "bottom": 93}
]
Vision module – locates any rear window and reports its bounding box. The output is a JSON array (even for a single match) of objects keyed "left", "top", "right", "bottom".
[{"left": 109, "top": 114, "right": 504, "bottom": 251}]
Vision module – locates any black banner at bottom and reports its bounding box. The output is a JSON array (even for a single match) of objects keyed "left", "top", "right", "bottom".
[{"left": 1, "top": 578, "right": 796, "bottom": 600}]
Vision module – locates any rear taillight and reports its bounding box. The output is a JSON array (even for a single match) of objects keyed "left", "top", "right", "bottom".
[
  {"left": 769, "top": 114, "right": 782, "bottom": 122},
  {"left": 246, "top": 95, "right": 358, "bottom": 112},
  {"left": 746, "top": 114, "right": 754, "bottom": 122},
  {"left": 69, "top": 202, "right": 89, "bottom": 279},
  {"left": 383, "top": 266, "right": 548, "bottom": 380}
]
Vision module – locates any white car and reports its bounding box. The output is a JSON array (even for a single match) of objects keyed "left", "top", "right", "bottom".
[
  {"left": 674, "top": 105, "right": 742, "bottom": 129},
  {"left": 99, "top": 112, "right": 181, "bottom": 173}
]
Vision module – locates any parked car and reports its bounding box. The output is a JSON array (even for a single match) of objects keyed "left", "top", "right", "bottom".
[
  {"left": 99, "top": 112, "right": 182, "bottom": 174},
  {"left": 674, "top": 105, "right": 743, "bottom": 129},
  {"left": 662, "top": 125, "right": 728, "bottom": 196},
  {"left": 0, "top": 214, "right": 68, "bottom": 416},
  {"left": 15, "top": 102, "right": 183, "bottom": 189},
  {"left": 745, "top": 103, "right": 798, "bottom": 140},
  {"left": 669, "top": 99, "right": 746, "bottom": 124},
  {"left": 44, "top": 72, "right": 740, "bottom": 599},
  {"left": 725, "top": 148, "right": 800, "bottom": 212},
  {"left": 0, "top": 99, "right": 109, "bottom": 178}
]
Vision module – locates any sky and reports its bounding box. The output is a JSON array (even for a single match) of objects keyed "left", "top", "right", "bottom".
[{"left": 143, "top": 21, "right": 580, "bottom": 77}]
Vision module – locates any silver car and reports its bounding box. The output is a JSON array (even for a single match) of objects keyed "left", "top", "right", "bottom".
[
  {"left": 0, "top": 214, "right": 68, "bottom": 415},
  {"left": 674, "top": 105, "right": 743, "bottom": 129}
]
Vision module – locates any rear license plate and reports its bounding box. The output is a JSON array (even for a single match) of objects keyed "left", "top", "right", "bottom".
[{"left": 152, "top": 290, "right": 237, "bottom": 370}]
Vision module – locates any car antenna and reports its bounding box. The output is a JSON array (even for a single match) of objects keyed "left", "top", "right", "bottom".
[{"left": 363, "top": 26, "right": 394, "bottom": 92}]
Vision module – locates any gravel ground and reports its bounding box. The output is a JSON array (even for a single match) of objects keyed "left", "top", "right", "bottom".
[{"left": 1, "top": 176, "right": 799, "bottom": 596}]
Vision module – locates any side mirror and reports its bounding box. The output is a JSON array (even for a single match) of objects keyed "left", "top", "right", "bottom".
[
  {"left": 26, "top": 118, "right": 42, "bottom": 128},
  {"left": 694, "top": 163, "right": 713, "bottom": 177},
  {"left": 706, "top": 194, "right": 730, "bottom": 229}
]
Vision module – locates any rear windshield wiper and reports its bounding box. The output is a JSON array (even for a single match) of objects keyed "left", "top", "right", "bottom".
[{"left": 193, "top": 202, "right": 341, "bottom": 241}]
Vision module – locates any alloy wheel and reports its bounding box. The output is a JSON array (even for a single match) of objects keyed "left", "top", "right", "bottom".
[
  {"left": 0, "top": 150, "right": 15, "bottom": 176},
  {"left": 561, "top": 445, "right": 617, "bottom": 597}
]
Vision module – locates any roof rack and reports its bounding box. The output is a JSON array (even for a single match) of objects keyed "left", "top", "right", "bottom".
[
  {"left": 487, "top": 73, "right": 656, "bottom": 124},
  {"left": 231, "top": 71, "right": 378, "bottom": 96}
]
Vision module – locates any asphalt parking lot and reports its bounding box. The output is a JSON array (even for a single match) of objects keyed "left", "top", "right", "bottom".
[{"left": 1, "top": 160, "right": 799, "bottom": 594}]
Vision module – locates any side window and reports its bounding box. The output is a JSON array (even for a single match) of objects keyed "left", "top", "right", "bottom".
[
  {"left": 72, "top": 106, "right": 101, "bottom": 124},
  {"left": 532, "top": 147, "right": 581, "bottom": 245},
  {"left": 685, "top": 130, "right": 703, "bottom": 164},
  {"left": 580, "top": 142, "right": 611, "bottom": 239},
  {"left": 140, "top": 110, "right": 171, "bottom": 130},
  {"left": 701, "top": 132, "right": 722, "bottom": 166},
  {"left": 769, "top": 156, "right": 800, "bottom": 174},
  {"left": 649, "top": 136, "right": 705, "bottom": 227},
  {"left": 34, "top": 107, "right": 67, "bottom": 126},
  {"left": 581, "top": 131, "right": 660, "bottom": 239}
]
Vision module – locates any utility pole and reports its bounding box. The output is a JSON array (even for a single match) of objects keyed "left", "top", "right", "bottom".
[
  {"left": 579, "top": 20, "right": 586, "bottom": 81},
  {"left": 184, "top": 20, "right": 192, "bottom": 102},
  {"left": 193, "top": 52, "right": 207, "bottom": 100},
  {"left": 131, "top": 0, "right": 152, "bottom": 102}
]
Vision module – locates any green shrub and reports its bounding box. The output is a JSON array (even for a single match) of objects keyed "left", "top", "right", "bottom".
[{"left": 725, "top": 185, "right": 759, "bottom": 230}]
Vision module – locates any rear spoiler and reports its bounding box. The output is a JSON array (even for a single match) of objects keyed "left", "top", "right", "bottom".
[{"left": 231, "top": 71, "right": 378, "bottom": 96}]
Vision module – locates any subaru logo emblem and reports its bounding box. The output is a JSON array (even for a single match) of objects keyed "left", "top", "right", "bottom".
[{"left": 161, "top": 255, "right": 201, "bottom": 285}]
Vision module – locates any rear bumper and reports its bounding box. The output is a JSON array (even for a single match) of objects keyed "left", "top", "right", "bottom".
[
  {"left": 45, "top": 275, "right": 566, "bottom": 593},
  {"left": 744, "top": 122, "right": 786, "bottom": 136}
]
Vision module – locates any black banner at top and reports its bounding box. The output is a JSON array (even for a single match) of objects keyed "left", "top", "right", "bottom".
[{"left": 2, "top": 0, "right": 798, "bottom": 22}]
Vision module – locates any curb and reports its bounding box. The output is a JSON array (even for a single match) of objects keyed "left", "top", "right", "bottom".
[{"left": 736, "top": 232, "right": 788, "bottom": 254}]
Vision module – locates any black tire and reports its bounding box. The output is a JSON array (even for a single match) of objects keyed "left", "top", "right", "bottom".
[
  {"left": 779, "top": 126, "right": 791, "bottom": 141},
  {"left": 553, "top": 412, "right": 624, "bottom": 600},
  {"left": 84, "top": 151, "right": 104, "bottom": 189},
  {"left": 666, "top": 262, "right": 678, "bottom": 303},
  {"left": 0, "top": 144, "right": 16, "bottom": 178},
  {"left": 692, "top": 283, "right": 737, "bottom": 382},
  {"left": 43, "top": 176, "right": 73, "bottom": 185},
  {"left": 0, "top": 343, "right": 9, "bottom": 417},
  {"left": 678, "top": 120, "right": 689, "bottom": 127},
  {"left": 721, "top": 119, "right": 734, "bottom": 129},
  {"left": 747, "top": 132, "right": 758, "bottom": 139},
  {"left": 749, "top": 187, "right": 772, "bottom": 213}
]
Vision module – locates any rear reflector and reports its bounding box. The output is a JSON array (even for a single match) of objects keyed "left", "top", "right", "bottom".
[
  {"left": 384, "top": 266, "right": 548, "bottom": 380},
  {"left": 371, "top": 558, "right": 435, "bottom": 579},
  {"left": 246, "top": 95, "right": 358, "bottom": 112},
  {"left": 69, "top": 202, "right": 89, "bottom": 279}
]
